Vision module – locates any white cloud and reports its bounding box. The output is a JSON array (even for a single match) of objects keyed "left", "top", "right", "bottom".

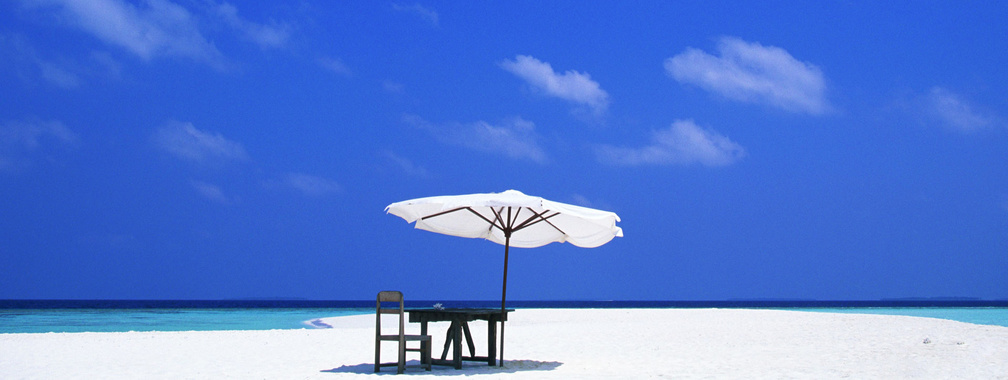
[
  {"left": 567, "top": 194, "right": 615, "bottom": 211},
  {"left": 405, "top": 114, "right": 547, "bottom": 163},
  {"left": 1, "top": 118, "right": 79, "bottom": 172},
  {"left": 569, "top": 194, "right": 595, "bottom": 208},
  {"left": 500, "top": 55, "right": 610, "bottom": 115},
  {"left": 2, "top": 32, "right": 129, "bottom": 88},
  {"left": 392, "top": 3, "right": 438, "bottom": 26},
  {"left": 23, "top": 0, "right": 290, "bottom": 69},
  {"left": 1, "top": 118, "right": 78, "bottom": 150},
  {"left": 190, "top": 180, "right": 230, "bottom": 203},
  {"left": 925, "top": 87, "right": 996, "bottom": 132},
  {"left": 213, "top": 2, "right": 289, "bottom": 49},
  {"left": 596, "top": 120, "right": 745, "bottom": 167},
  {"left": 24, "top": 0, "right": 226, "bottom": 67},
  {"left": 383, "top": 80, "right": 405, "bottom": 94},
  {"left": 38, "top": 60, "right": 80, "bottom": 88},
  {"left": 283, "top": 172, "right": 340, "bottom": 196},
  {"left": 1, "top": 33, "right": 81, "bottom": 88},
  {"left": 153, "top": 121, "right": 248, "bottom": 164},
  {"left": 381, "top": 151, "right": 428, "bottom": 178},
  {"left": 318, "top": 57, "right": 352, "bottom": 76},
  {"left": 665, "top": 37, "right": 828, "bottom": 115}
]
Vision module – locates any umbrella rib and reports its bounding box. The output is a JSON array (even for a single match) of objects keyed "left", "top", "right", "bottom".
[
  {"left": 491, "top": 207, "right": 513, "bottom": 235},
  {"left": 419, "top": 206, "right": 510, "bottom": 235},
  {"left": 512, "top": 209, "right": 566, "bottom": 235},
  {"left": 537, "top": 212, "right": 567, "bottom": 236},
  {"left": 512, "top": 209, "right": 557, "bottom": 230},
  {"left": 468, "top": 207, "right": 506, "bottom": 233},
  {"left": 419, "top": 206, "right": 469, "bottom": 221},
  {"left": 511, "top": 210, "right": 545, "bottom": 231},
  {"left": 419, "top": 204, "right": 568, "bottom": 239}
]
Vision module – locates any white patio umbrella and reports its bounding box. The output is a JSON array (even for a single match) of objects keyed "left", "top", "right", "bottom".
[{"left": 385, "top": 189, "right": 623, "bottom": 366}]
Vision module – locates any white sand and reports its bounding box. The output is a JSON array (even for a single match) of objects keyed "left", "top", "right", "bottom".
[{"left": 3, "top": 309, "right": 1007, "bottom": 379}]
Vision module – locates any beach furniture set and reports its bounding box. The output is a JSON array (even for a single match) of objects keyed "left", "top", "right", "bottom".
[
  {"left": 375, "top": 290, "right": 512, "bottom": 373},
  {"left": 382, "top": 190, "right": 622, "bottom": 373}
]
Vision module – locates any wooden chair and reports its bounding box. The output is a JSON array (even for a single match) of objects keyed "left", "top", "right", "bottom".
[{"left": 375, "top": 291, "right": 431, "bottom": 374}]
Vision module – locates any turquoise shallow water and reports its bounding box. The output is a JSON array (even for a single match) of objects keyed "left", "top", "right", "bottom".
[
  {"left": 0, "top": 308, "right": 370, "bottom": 334},
  {"left": 792, "top": 307, "right": 1008, "bottom": 327},
  {"left": 2, "top": 305, "right": 1006, "bottom": 334}
]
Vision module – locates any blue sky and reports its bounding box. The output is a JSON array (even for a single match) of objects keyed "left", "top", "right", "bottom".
[{"left": 2, "top": 1, "right": 1005, "bottom": 301}]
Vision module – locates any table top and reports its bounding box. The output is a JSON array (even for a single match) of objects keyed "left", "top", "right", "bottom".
[{"left": 406, "top": 308, "right": 515, "bottom": 322}]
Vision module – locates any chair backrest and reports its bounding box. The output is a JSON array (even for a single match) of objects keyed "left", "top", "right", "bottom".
[
  {"left": 376, "top": 291, "right": 405, "bottom": 337},
  {"left": 377, "top": 290, "right": 404, "bottom": 305}
]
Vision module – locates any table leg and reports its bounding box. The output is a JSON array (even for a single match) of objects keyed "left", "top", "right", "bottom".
[
  {"left": 487, "top": 318, "right": 497, "bottom": 366},
  {"left": 441, "top": 321, "right": 455, "bottom": 360},
  {"left": 461, "top": 322, "right": 476, "bottom": 357},
  {"left": 452, "top": 319, "right": 463, "bottom": 369}
]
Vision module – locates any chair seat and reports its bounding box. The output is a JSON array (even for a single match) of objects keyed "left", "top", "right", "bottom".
[{"left": 378, "top": 334, "right": 431, "bottom": 341}]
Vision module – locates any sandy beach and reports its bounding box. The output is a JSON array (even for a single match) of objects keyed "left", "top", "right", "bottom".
[{"left": 3, "top": 308, "right": 1007, "bottom": 379}]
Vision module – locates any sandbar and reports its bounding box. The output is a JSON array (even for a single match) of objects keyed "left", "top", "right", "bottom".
[{"left": 2, "top": 308, "right": 1007, "bottom": 379}]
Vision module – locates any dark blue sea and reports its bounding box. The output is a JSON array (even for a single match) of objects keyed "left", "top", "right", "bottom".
[{"left": 2, "top": 300, "right": 1006, "bottom": 334}]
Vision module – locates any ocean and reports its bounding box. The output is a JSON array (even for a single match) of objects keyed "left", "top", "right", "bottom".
[{"left": 2, "top": 300, "right": 1006, "bottom": 334}]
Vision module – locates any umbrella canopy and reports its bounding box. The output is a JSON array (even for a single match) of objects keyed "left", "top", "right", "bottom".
[
  {"left": 386, "top": 189, "right": 623, "bottom": 249},
  {"left": 385, "top": 189, "right": 622, "bottom": 366}
]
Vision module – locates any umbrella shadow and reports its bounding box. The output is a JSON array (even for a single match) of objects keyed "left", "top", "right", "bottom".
[{"left": 322, "top": 359, "right": 563, "bottom": 375}]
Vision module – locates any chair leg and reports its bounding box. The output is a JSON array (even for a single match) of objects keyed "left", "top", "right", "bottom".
[
  {"left": 397, "top": 339, "right": 406, "bottom": 374},
  {"left": 374, "top": 339, "right": 380, "bottom": 373},
  {"left": 424, "top": 340, "right": 432, "bottom": 371}
]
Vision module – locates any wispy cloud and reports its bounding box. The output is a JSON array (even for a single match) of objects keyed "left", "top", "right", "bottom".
[
  {"left": 392, "top": 3, "right": 438, "bottom": 26},
  {"left": 23, "top": 0, "right": 226, "bottom": 67},
  {"left": 1, "top": 118, "right": 78, "bottom": 149},
  {"left": 281, "top": 172, "right": 340, "bottom": 197},
  {"left": 405, "top": 114, "right": 548, "bottom": 163},
  {"left": 213, "top": 2, "right": 289, "bottom": 50},
  {"left": 22, "top": 0, "right": 291, "bottom": 69},
  {"left": 596, "top": 120, "right": 745, "bottom": 167},
  {"left": 666, "top": 37, "right": 828, "bottom": 115},
  {"left": 500, "top": 55, "right": 610, "bottom": 116},
  {"left": 190, "top": 180, "right": 230, "bottom": 203},
  {"left": 2, "top": 33, "right": 79, "bottom": 88},
  {"left": 924, "top": 87, "right": 997, "bottom": 132},
  {"left": 37, "top": 60, "right": 80, "bottom": 88},
  {"left": 153, "top": 121, "right": 248, "bottom": 165},
  {"left": 383, "top": 80, "right": 405, "bottom": 94},
  {"left": 567, "top": 193, "right": 615, "bottom": 211},
  {"left": 2, "top": 32, "right": 127, "bottom": 88},
  {"left": 318, "top": 57, "right": 352, "bottom": 76},
  {"left": 1, "top": 118, "right": 79, "bottom": 171},
  {"left": 381, "top": 151, "right": 428, "bottom": 178}
]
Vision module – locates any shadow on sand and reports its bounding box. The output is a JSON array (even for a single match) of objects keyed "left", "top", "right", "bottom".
[{"left": 323, "top": 360, "right": 563, "bottom": 375}]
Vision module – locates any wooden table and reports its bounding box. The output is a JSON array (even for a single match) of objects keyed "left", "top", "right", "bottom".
[{"left": 406, "top": 308, "right": 513, "bottom": 369}]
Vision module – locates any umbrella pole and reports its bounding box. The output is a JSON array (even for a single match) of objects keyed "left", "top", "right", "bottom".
[{"left": 499, "top": 235, "right": 510, "bottom": 367}]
